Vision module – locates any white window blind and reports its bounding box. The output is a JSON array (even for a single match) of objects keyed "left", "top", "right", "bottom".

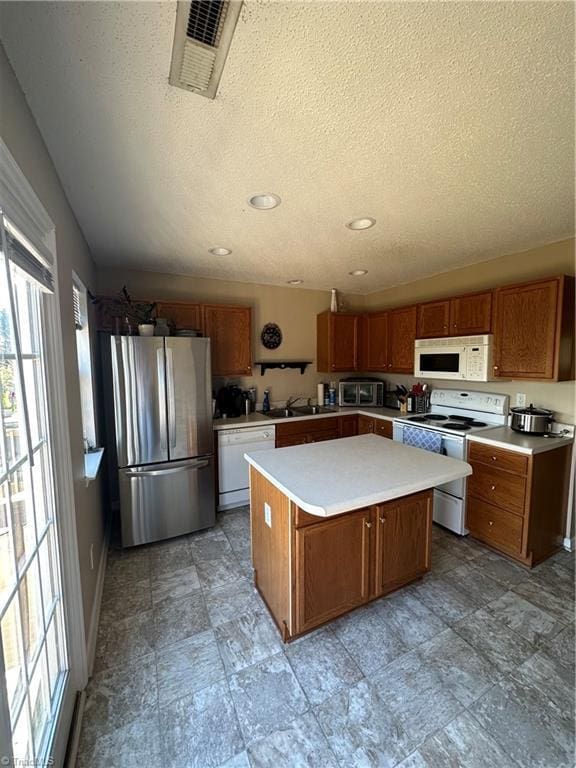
[{"left": 72, "top": 285, "right": 83, "bottom": 330}]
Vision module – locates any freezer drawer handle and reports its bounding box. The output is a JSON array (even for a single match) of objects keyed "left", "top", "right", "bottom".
[{"left": 126, "top": 460, "right": 209, "bottom": 478}]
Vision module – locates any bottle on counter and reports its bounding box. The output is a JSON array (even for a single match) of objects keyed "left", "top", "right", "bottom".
[
  {"left": 263, "top": 390, "right": 271, "bottom": 413},
  {"left": 324, "top": 386, "right": 330, "bottom": 407},
  {"left": 329, "top": 387, "right": 336, "bottom": 406}
]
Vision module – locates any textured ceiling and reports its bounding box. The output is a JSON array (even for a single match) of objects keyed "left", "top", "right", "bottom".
[{"left": 0, "top": 1, "right": 574, "bottom": 294}]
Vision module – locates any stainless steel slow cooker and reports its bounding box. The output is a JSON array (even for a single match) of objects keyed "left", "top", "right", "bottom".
[{"left": 510, "top": 404, "right": 555, "bottom": 435}]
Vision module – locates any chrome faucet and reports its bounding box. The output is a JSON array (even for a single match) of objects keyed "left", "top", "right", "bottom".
[{"left": 285, "top": 396, "right": 302, "bottom": 409}]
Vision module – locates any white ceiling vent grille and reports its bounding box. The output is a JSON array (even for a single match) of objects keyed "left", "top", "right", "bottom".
[{"left": 169, "top": 0, "right": 242, "bottom": 99}]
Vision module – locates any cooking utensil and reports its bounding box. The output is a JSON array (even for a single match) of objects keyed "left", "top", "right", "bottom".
[{"left": 510, "top": 404, "right": 555, "bottom": 435}]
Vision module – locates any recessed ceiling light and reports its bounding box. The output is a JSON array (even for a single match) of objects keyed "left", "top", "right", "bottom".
[
  {"left": 349, "top": 269, "right": 368, "bottom": 276},
  {"left": 346, "top": 217, "right": 376, "bottom": 230},
  {"left": 287, "top": 279, "right": 303, "bottom": 285},
  {"left": 209, "top": 247, "right": 232, "bottom": 256},
  {"left": 248, "top": 193, "right": 281, "bottom": 210}
]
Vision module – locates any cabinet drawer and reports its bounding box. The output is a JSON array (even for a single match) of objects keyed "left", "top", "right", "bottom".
[
  {"left": 466, "top": 497, "right": 523, "bottom": 555},
  {"left": 276, "top": 417, "right": 337, "bottom": 438},
  {"left": 468, "top": 462, "right": 527, "bottom": 514},
  {"left": 468, "top": 442, "right": 529, "bottom": 475}
]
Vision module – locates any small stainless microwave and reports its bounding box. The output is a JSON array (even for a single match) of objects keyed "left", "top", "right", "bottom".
[{"left": 339, "top": 379, "right": 385, "bottom": 407}]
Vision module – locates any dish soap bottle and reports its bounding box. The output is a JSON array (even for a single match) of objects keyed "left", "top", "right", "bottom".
[{"left": 263, "top": 390, "right": 271, "bottom": 413}]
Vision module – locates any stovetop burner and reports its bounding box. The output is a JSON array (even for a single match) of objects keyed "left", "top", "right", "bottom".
[
  {"left": 443, "top": 422, "right": 472, "bottom": 431},
  {"left": 407, "top": 416, "right": 429, "bottom": 423},
  {"left": 426, "top": 414, "right": 448, "bottom": 421}
]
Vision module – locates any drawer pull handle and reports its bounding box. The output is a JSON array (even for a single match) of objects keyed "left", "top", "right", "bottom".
[
  {"left": 490, "top": 485, "right": 496, "bottom": 491},
  {"left": 365, "top": 521, "right": 372, "bottom": 529}
]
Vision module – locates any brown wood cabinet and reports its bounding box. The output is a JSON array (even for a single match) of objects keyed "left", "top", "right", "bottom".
[
  {"left": 387, "top": 305, "right": 417, "bottom": 373},
  {"left": 250, "top": 465, "right": 433, "bottom": 640},
  {"left": 357, "top": 416, "right": 393, "bottom": 439},
  {"left": 294, "top": 508, "right": 372, "bottom": 633},
  {"left": 466, "top": 441, "right": 572, "bottom": 566},
  {"left": 375, "top": 492, "right": 432, "bottom": 594},
  {"left": 492, "top": 276, "right": 575, "bottom": 381},
  {"left": 317, "top": 311, "right": 359, "bottom": 372},
  {"left": 155, "top": 301, "right": 202, "bottom": 331},
  {"left": 275, "top": 417, "right": 340, "bottom": 448},
  {"left": 417, "top": 292, "right": 492, "bottom": 339},
  {"left": 202, "top": 304, "right": 252, "bottom": 376},
  {"left": 339, "top": 414, "right": 358, "bottom": 437},
  {"left": 361, "top": 312, "right": 388, "bottom": 371}
]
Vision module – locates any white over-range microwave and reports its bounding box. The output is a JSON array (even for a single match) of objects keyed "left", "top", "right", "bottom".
[{"left": 414, "top": 335, "right": 495, "bottom": 381}]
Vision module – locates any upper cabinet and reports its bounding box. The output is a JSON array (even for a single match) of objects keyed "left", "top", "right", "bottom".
[
  {"left": 417, "top": 291, "right": 492, "bottom": 339},
  {"left": 361, "top": 312, "right": 388, "bottom": 371},
  {"left": 317, "top": 311, "right": 359, "bottom": 372},
  {"left": 492, "top": 276, "right": 574, "bottom": 381},
  {"left": 387, "top": 306, "right": 417, "bottom": 373},
  {"left": 202, "top": 304, "right": 252, "bottom": 376},
  {"left": 449, "top": 291, "right": 492, "bottom": 336},
  {"left": 155, "top": 301, "right": 202, "bottom": 331}
]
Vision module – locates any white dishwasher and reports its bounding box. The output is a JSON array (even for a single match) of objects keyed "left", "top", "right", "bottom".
[{"left": 218, "top": 425, "right": 276, "bottom": 511}]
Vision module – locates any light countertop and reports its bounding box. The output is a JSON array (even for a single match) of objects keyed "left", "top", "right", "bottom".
[
  {"left": 213, "top": 406, "right": 400, "bottom": 431},
  {"left": 244, "top": 434, "right": 471, "bottom": 517},
  {"left": 467, "top": 427, "right": 574, "bottom": 455}
]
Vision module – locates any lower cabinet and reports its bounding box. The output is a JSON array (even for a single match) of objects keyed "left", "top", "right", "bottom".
[
  {"left": 294, "top": 508, "right": 372, "bottom": 634},
  {"left": 339, "top": 414, "right": 358, "bottom": 437},
  {"left": 376, "top": 493, "right": 432, "bottom": 593},
  {"left": 358, "top": 415, "right": 393, "bottom": 438},
  {"left": 466, "top": 441, "right": 572, "bottom": 566},
  {"left": 292, "top": 490, "right": 432, "bottom": 636},
  {"left": 275, "top": 417, "right": 340, "bottom": 447}
]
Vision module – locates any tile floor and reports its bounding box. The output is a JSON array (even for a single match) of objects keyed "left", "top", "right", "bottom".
[{"left": 76, "top": 506, "right": 575, "bottom": 768}]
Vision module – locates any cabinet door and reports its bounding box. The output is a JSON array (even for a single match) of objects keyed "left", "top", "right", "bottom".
[
  {"left": 363, "top": 312, "right": 388, "bottom": 370},
  {"left": 339, "top": 414, "right": 358, "bottom": 437},
  {"left": 357, "top": 415, "right": 375, "bottom": 434},
  {"left": 417, "top": 300, "right": 450, "bottom": 339},
  {"left": 155, "top": 301, "right": 202, "bottom": 332},
  {"left": 202, "top": 305, "right": 252, "bottom": 376},
  {"left": 376, "top": 491, "right": 432, "bottom": 595},
  {"left": 331, "top": 313, "right": 359, "bottom": 371},
  {"left": 294, "top": 508, "right": 372, "bottom": 633},
  {"left": 374, "top": 419, "right": 393, "bottom": 439},
  {"left": 307, "top": 424, "right": 340, "bottom": 443},
  {"left": 492, "top": 279, "right": 559, "bottom": 379},
  {"left": 449, "top": 292, "right": 492, "bottom": 336},
  {"left": 387, "top": 306, "right": 417, "bottom": 373},
  {"left": 276, "top": 435, "right": 308, "bottom": 448}
]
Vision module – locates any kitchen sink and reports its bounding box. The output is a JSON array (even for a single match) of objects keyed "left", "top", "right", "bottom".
[{"left": 260, "top": 406, "right": 336, "bottom": 418}]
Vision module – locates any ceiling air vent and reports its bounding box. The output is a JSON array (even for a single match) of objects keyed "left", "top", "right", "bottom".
[{"left": 169, "top": 0, "right": 242, "bottom": 99}]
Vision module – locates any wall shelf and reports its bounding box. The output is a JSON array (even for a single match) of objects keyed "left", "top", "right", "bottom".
[{"left": 254, "top": 361, "right": 312, "bottom": 376}]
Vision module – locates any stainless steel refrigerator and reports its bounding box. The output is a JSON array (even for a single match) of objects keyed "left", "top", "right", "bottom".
[{"left": 110, "top": 335, "right": 215, "bottom": 546}]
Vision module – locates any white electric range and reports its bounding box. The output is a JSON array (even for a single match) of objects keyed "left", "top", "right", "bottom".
[{"left": 392, "top": 389, "right": 509, "bottom": 534}]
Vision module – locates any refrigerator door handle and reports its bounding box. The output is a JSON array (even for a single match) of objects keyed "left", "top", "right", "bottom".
[
  {"left": 125, "top": 459, "right": 210, "bottom": 478},
  {"left": 166, "top": 346, "right": 176, "bottom": 449},
  {"left": 157, "top": 348, "right": 167, "bottom": 450}
]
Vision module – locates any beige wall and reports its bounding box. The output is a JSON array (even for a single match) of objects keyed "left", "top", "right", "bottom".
[
  {"left": 97, "top": 268, "right": 353, "bottom": 406},
  {"left": 365, "top": 238, "right": 576, "bottom": 424},
  {"left": 0, "top": 44, "right": 105, "bottom": 641},
  {"left": 99, "top": 238, "right": 576, "bottom": 422}
]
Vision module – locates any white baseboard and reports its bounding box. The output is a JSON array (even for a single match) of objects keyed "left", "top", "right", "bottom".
[
  {"left": 64, "top": 690, "right": 85, "bottom": 768},
  {"left": 86, "top": 533, "right": 109, "bottom": 676},
  {"left": 562, "top": 537, "right": 575, "bottom": 552}
]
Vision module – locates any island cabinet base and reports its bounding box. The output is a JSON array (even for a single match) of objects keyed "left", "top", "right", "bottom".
[{"left": 249, "top": 466, "right": 433, "bottom": 641}]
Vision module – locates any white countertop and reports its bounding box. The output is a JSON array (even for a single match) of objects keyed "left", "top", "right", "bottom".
[
  {"left": 213, "top": 406, "right": 400, "bottom": 431},
  {"left": 467, "top": 427, "right": 574, "bottom": 455},
  {"left": 244, "top": 434, "right": 471, "bottom": 517}
]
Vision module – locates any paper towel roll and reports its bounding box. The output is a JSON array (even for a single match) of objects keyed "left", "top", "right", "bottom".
[{"left": 317, "top": 383, "right": 325, "bottom": 405}]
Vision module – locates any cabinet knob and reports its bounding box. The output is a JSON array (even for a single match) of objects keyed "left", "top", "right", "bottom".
[
  {"left": 489, "top": 521, "right": 494, "bottom": 526},
  {"left": 493, "top": 366, "right": 499, "bottom": 371},
  {"left": 491, "top": 456, "right": 497, "bottom": 461},
  {"left": 365, "top": 520, "right": 372, "bottom": 529},
  {"left": 490, "top": 485, "right": 496, "bottom": 491},
  {"left": 379, "top": 516, "right": 386, "bottom": 524},
  {"left": 453, "top": 323, "right": 457, "bottom": 329}
]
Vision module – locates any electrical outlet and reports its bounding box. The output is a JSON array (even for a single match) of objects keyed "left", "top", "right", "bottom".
[
  {"left": 90, "top": 543, "right": 94, "bottom": 570},
  {"left": 515, "top": 393, "right": 527, "bottom": 407},
  {"left": 264, "top": 502, "right": 272, "bottom": 528}
]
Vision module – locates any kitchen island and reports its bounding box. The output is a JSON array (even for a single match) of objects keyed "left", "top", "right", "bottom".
[{"left": 244, "top": 434, "right": 471, "bottom": 641}]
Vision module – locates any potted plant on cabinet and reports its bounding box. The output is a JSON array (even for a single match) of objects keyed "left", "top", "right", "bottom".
[{"left": 89, "top": 286, "right": 156, "bottom": 335}]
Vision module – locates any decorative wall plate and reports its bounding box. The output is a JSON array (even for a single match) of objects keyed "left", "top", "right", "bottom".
[{"left": 261, "top": 322, "right": 282, "bottom": 350}]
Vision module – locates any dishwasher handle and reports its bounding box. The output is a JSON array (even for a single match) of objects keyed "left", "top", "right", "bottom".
[{"left": 218, "top": 429, "right": 275, "bottom": 446}]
